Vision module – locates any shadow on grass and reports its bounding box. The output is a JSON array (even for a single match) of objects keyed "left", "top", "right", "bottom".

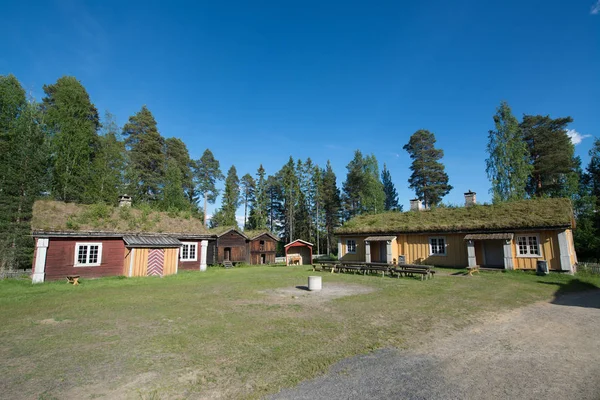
[
  {"left": 295, "top": 285, "right": 309, "bottom": 291},
  {"left": 539, "top": 279, "right": 600, "bottom": 309}
]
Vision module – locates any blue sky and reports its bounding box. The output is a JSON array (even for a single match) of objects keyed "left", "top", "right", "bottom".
[{"left": 2, "top": 0, "right": 599, "bottom": 217}]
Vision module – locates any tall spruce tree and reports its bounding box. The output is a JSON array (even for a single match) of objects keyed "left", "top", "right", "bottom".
[
  {"left": 240, "top": 173, "right": 256, "bottom": 229},
  {"left": 122, "top": 106, "right": 165, "bottom": 204},
  {"left": 278, "top": 157, "right": 300, "bottom": 243},
  {"left": 382, "top": 163, "right": 401, "bottom": 211},
  {"left": 521, "top": 114, "right": 578, "bottom": 198},
  {"left": 342, "top": 150, "right": 365, "bottom": 220},
  {"left": 85, "top": 112, "right": 126, "bottom": 204},
  {"left": 294, "top": 159, "right": 311, "bottom": 242},
  {"left": 42, "top": 76, "right": 100, "bottom": 202},
  {"left": 403, "top": 129, "right": 452, "bottom": 208},
  {"left": 248, "top": 164, "right": 268, "bottom": 230},
  {"left": 574, "top": 139, "right": 600, "bottom": 261},
  {"left": 0, "top": 76, "right": 47, "bottom": 269},
  {"left": 485, "top": 102, "right": 532, "bottom": 203},
  {"left": 194, "top": 149, "right": 224, "bottom": 227},
  {"left": 211, "top": 165, "right": 240, "bottom": 227},
  {"left": 322, "top": 161, "right": 341, "bottom": 255}
]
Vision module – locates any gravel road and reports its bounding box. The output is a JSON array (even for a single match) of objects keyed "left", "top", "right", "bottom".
[{"left": 270, "top": 290, "right": 600, "bottom": 400}]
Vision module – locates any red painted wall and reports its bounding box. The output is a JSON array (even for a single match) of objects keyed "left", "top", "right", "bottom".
[{"left": 42, "top": 237, "right": 125, "bottom": 281}]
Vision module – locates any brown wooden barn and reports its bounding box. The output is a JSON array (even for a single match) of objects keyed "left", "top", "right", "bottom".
[
  {"left": 31, "top": 200, "right": 215, "bottom": 282},
  {"left": 245, "top": 231, "right": 279, "bottom": 264},
  {"left": 213, "top": 228, "right": 249, "bottom": 265},
  {"left": 284, "top": 239, "right": 313, "bottom": 265}
]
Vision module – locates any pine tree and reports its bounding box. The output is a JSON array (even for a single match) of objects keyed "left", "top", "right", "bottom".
[
  {"left": 574, "top": 139, "right": 600, "bottom": 261},
  {"left": 85, "top": 112, "right": 126, "bottom": 204},
  {"left": 403, "top": 129, "right": 452, "bottom": 208},
  {"left": 165, "top": 137, "right": 195, "bottom": 204},
  {"left": 322, "top": 161, "right": 341, "bottom": 255},
  {"left": 294, "top": 159, "right": 311, "bottom": 242},
  {"left": 342, "top": 151, "right": 386, "bottom": 218},
  {"left": 42, "top": 76, "right": 100, "bottom": 202},
  {"left": 265, "top": 175, "right": 282, "bottom": 233},
  {"left": 161, "top": 159, "right": 188, "bottom": 211},
  {"left": 0, "top": 76, "right": 47, "bottom": 270},
  {"left": 194, "top": 149, "right": 224, "bottom": 227},
  {"left": 211, "top": 165, "right": 240, "bottom": 227},
  {"left": 381, "top": 163, "right": 401, "bottom": 211},
  {"left": 485, "top": 102, "right": 532, "bottom": 203},
  {"left": 240, "top": 173, "right": 256, "bottom": 229},
  {"left": 521, "top": 115, "right": 578, "bottom": 198},
  {"left": 122, "top": 106, "right": 165, "bottom": 204}
]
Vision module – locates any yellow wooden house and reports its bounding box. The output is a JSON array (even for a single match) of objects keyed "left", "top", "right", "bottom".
[{"left": 335, "top": 195, "right": 577, "bottom": 272}]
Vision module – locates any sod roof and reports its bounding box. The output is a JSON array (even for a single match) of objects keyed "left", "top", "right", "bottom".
[
  {"left": 243, "top": 230, "right": 279, "bottom": 241},
  {"left": 335, "top": 198, "right": 574, "bottom": 235},
  {"left": 32, "top": 200, "right": 209, "bottom": 236}
]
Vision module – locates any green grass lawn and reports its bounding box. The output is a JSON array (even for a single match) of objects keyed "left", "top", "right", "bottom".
[{"left": 1, "top": 267, "right": 598, "bottom": 400}]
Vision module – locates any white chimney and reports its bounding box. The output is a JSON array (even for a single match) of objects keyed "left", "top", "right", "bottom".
[
  {"left": 118, "top": 195, "right": 132, "bottom": 207},
  {"left": 409, "top": 199, "right": 423, "bottom": 211},
  {"left": 464, "top": 190, "right": 476, "bottom": 207}
]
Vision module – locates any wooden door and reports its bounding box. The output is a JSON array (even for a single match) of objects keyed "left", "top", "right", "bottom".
[
  {"left": 224, "top": 247, "right": 231, "bottom": 261},
  {"left": 147, "top": 249, "right": 165, "bottom": 276}
]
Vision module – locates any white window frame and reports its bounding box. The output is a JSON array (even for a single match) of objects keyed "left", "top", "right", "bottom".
[
  {"left": 74, "top": 242, "right": 103, "bottom": 267},
  {"left": 428, "top": 237, "right": 447, "bottom": 256},
  {"left": 346, "top": 239, "right": 357, "bottom": 254},
  {"left": 516, "top": 234, "right": 542, "bottom": 258},
  {"left": 180, "top": 242, "right": 198, "bottom": 262}
]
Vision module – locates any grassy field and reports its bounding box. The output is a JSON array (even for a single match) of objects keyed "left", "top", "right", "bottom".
[{"left": 1, "top": 266, "right": 599, "bottom": 400}]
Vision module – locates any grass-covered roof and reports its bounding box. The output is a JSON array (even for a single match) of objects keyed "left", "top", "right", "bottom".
[
  {"left": 32, "top": 200, "right": 209, "bottom": 235},
  {"left": 335, "top": 198, "right": 574, "bottom": 235},
  {"left": 243, "top": 230, "right": 279, "bottom": 241}
]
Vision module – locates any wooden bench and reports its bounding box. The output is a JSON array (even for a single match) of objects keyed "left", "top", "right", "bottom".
[
  {"left": 66, "top": 275, "right": 80, "bottom": 285},
  {"left": 223, "top": 261, "right": 234, "bottom": 269},
  {"left": 391, "top": 265, "right": 434, "bottom": 280}
]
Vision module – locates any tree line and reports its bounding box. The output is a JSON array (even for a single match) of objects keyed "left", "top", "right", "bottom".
[
  {"left": 1, "top": 73, "right": 597, "bottom": 270},
  {"left": 485, "top": 101, "right": 599, "bottom": 261}
]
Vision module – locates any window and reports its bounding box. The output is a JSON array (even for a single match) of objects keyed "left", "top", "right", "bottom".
[
  {"left": 516, "top": 235, "right": 541, "bottom": 257},
  {"left": 180, "top": 242, "right": 198, "bottom": 261},
  {"left": 259, "top": 240, "right": 265, "bottom": 251},
  {"left": 74, "top": 243, "right": 102, "bottom": 266},
  {"left": 429, "top": 237, "right": 446, "bottom": 256},
  {"left": 346, "top": 239, "right": 357, "bottom": 254}
]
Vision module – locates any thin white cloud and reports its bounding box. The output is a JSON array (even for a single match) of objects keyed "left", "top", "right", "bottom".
[
  {"left": 567, "top": 129, "right": 591, "bottom": 145},
  {"left": 591, "top": 0, "right": 600, "bottom": 14}
]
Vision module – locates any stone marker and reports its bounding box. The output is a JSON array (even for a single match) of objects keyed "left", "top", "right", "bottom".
[{"left": 308, "top": 276, "right": 322, "bottom": 291}]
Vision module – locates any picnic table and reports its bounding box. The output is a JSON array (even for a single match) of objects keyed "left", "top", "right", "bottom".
[
  {"left": 66, "top": 275, "right": 80, "bottom": 285},
  {"left": 312, "top": 261, "right": 339, "bottom": 273},
  {"left": 390, "top": 264, "right": 435, "bottom": 280}
]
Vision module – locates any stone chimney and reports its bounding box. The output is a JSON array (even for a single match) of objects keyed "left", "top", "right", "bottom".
[
  {"left": 409, "top": 199, "right": 423, "bottom": 211},
  {"left": 118, "top": 194, "right": 132, "bottom": 207},
  {"left": 464, "top": 190, "right": 476, "bottom": 207}
]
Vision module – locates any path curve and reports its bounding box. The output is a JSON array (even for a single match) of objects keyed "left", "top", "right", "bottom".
[{"left": 269, "top": 290, "right": 600, "bottom": 400}]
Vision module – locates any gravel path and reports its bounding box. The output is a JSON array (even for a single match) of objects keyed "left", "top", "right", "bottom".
[{"left": 270, "top": 290, "right": 600, "bottom": 400}]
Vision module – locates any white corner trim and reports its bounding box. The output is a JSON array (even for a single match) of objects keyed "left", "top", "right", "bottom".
[
  {"left": 32, "top": 238, "right": 49, "bottom": 283},
  {"left": 128, "top": 248, "right": 135, "bottom": 277},
  {"left": 557, "top": 231, "right": 573, "bottom": 273},
  {"left": 200, "top": 240, "right": 208, "bottom": 272}
]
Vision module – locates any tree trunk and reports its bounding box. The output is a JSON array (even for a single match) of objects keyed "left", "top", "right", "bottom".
[{"left": 203, "top": 195, "right": 208, "bottom": 227}]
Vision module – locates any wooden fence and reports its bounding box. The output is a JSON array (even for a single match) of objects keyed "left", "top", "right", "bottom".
[{"left": 576, "top": 262, "right": 600, "bottom": 274}]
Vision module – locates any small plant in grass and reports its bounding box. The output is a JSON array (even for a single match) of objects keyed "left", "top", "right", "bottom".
[{"left": 65, "top": 218, "right": 80, "bottom": 230}]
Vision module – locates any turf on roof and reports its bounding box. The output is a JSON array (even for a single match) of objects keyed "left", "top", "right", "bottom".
[
  {"left": 32, "top": 200, "right": 209, "bottom": 235},
  {"left": 335, "top": 198, "right": 574, "bottom": 235},
  {"left": 243, "top": 230, "right": 278, "bottom": 240}
]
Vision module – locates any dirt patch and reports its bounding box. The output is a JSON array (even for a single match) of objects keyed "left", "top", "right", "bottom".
[
  {"left": 39, "top": 318, "right": 71, "bottom": 325},
  {"left": 259, "top": 283, "right": 376, "bottom": 303}
]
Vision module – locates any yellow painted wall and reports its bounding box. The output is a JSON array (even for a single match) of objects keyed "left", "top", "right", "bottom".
[
  {"left": 391, "top": 239, "right": 399, "bottom": 264},
  {"left": 163, "top": 248, "right": 178, "bottom": 276},
  {"left": 512, "top": 231, "right": 560, "bottom": 271},
  {"left": 130, "top": 248, "right": 149, "bottom": 277},
  {"left": 400, "top": 233, "right": 468, "bottom": 266},
  {"left": 339, "top": 236, "right": 366, "bottom": 262}
]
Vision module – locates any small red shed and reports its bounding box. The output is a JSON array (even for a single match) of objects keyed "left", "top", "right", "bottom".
[{"left": 284, "top": 239, "right": 313, "bottom": 266}]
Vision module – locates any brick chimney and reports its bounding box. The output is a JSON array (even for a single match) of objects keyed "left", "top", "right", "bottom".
[
  {"left": 464, "top": 190, "right": 476, "bottom": 207},
  {"left": 118, "top": 194, "right": 132, "bottom": 207},
  {"left": 409, "top": 199, "right": 423, "bottom": 211}
]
